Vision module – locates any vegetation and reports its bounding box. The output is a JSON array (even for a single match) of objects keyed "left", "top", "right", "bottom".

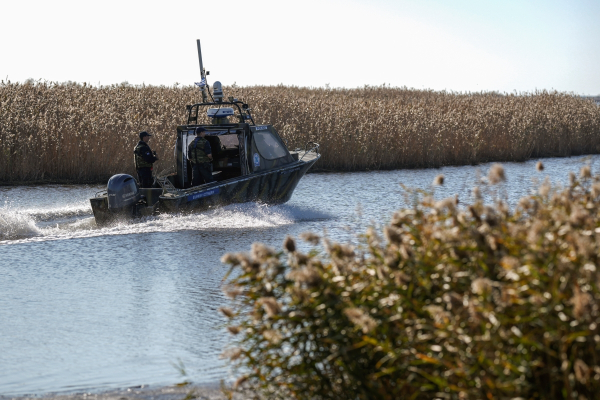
[
  {"left": 1, "top": 81, "right": 599, "bottom": 183},
  {"left": 220, "top": 164, "right": 600, "bottom": 399}
]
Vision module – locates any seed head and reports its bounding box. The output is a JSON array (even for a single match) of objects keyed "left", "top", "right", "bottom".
[
  {"left": 471, "top": 277, "right": 493, "bottom": 295},
  {"left": 536, "top": 161, "right": 544, "bottom": 171},
  {"left": 300, "top": 232, "right": 321, "bottom": 245},
  {"left": 424, "top": 305, "right": 450, "bottom": 324},
  {"left": 221, "top": 347, "right": 242, "bottom": 360},
  {"left": 294, "top": 252, "right": 310, "bottom": 266},
  {"left": 580, "top": 165, "right": 592, "bottom": 179},
  {"left": 235, "top": 253, "right": 257, "bottom": 272},
  {"left": 488, "top": 164, "right": 506, "bottom": 185},
  {"left": 591, "top": 182, "right": 600, "bottom": 198},
  {"left": 434, "top": 196, "right": 457, "bottom": 213},
  {"left": 283, "top": 236, "right": 296, "bottom": 253},
  {"left": 344, "top": 307, "right": 377, "bottom": 333},
  {"left": 222, "top": 285, "right": 243, "bottom": 299},
  {"left": 227, "top": 326, "right": 241, "bottom": 335},
  {"left": 538, "top": 179, "right": 551, "bottom": 197},
  {"left": 394, "top": 271, "right": 411, "bottom": 285},
  {"left": 572, "top": 286, "right": 592, "bottom": 321},
  {"left": 443, "top": 292, "right": 463, "bottom": 311},
  {"left": 527, "top": 220, "right": 544, "bottom": 244},
  {"left": 574, "top": 359, "right": 590, "bottom": 384},
  {"left": 219, "top": 307, "right": 235, "bottom": 318},
  {"left": 234, "top": 375, "right": 248, "bottom": 389},
  {"left": 262, "top": 329, "right": 282, "bottom": 344},
  {"left": 251, "top": 242, "right": 275, "bottom": 260},
  {"left": 472, "top": 186, "right": 482, "bottom": 200},
  {"left": 221, "top": 253, "right": 239, "bottom": 265},
  {"left": 383, "top": 226, "right": 402, "bottom": 245},
  {"left": 433, "top": 174, "right": 445, "bottom": 186},
  {"left": 500, "top": 256, "right": 519, "bottom": 270},
  {"left": 569, "top": 206, "right": 589, "bottom": 226},
  {"left": 288, "top": 266, "right": 322, "bottom": 287},
  {"left": 259, "top": 297, "right": 282, "bottom": 317}
]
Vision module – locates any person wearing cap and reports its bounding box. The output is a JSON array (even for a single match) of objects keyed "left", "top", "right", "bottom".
[
  {"left": 133, "top": 131, "right": 159, "bottom": 188},
  {"left": 188, "top": 127, "right": 215, "bottom": 186}
]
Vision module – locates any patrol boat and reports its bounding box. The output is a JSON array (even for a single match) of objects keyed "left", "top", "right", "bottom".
[{"left": 89, "top": 40, "right": 320, "bottom": 227}]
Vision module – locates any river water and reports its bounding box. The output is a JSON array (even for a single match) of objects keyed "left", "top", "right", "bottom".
[{"left": 0, "top": 155, "right": 597, "bottom": 396}]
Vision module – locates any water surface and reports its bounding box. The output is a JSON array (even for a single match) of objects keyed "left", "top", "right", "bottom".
[{"left": 0, "top": 155, "right": 597, "bottom": 396}]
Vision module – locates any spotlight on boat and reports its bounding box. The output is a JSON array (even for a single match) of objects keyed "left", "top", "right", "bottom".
[{"left": 213, "top": 81, "right": 223, "bottom": 102}]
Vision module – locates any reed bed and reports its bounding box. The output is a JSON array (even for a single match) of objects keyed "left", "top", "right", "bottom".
[
  {"left": 1, "top": 81, "right": 599, "bottom": 183},
  {"left": 220, "top": 165, "right": 600, "bottom": 400}
]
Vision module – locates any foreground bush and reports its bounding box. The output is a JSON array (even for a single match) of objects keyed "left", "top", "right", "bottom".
[
  {"left": 221, "top": 165, "right": 600, "bottom": 399},
  {"left": 1, "top": 81, "right": 599, "bottom": 182}
]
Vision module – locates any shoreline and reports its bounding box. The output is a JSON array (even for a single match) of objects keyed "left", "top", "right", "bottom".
[
  {"left": 1, "top": 383, "right": 243, "bottom": 400},
  {"left": 1, "top": 152, "right": 599, "bottom": 187}
]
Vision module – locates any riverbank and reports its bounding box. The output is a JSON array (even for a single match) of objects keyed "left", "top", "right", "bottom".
[
  {"left": 2, "top": 384, "right": 243, "bottom": 400},
  {"left": 1, "top": 82, "right": 599, "bottom": 182}
]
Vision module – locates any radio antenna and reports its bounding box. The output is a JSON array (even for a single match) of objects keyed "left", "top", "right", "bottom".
[{"left": 196, "top": 39, "right": 208, "bottom": 103}]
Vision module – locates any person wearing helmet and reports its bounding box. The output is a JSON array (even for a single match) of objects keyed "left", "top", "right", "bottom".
[
  {"left": 188, "top": 127, "right": 214, "bottom": 186},
  {"left": 133, "top": 131, "right": 159, "bottom": 188}
]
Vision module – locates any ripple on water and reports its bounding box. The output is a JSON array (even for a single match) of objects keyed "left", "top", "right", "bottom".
[{"left": 0, "top": 155, "right": 598, "bottom": 395}]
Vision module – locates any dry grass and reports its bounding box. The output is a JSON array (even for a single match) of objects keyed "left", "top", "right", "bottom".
[
  {"left": 220, "top": 165, "right": 600, "bottom": 400},
  {"left": 1, "top": 81, "right": 599, "bottom": 182}
]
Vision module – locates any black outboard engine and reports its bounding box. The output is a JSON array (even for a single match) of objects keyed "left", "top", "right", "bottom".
[{"left": 107, "top": 174, "right": 144, "bottom": 216}]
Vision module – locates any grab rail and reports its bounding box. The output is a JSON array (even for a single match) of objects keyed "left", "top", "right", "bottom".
[
  {"left": 300, "top": 142, "right": 320, "bottom": 161},
  {"left": 155, "top": 168, "right": 180, "bottom": 194}
]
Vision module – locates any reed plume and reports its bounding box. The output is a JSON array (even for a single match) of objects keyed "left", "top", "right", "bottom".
[{"left": 1, "top": 81, "right": 599, "bottom": 183}]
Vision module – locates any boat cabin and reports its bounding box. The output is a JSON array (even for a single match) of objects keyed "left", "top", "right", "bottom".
[{"left": 172, "top": 101, "right": 296, "bottom": 189}]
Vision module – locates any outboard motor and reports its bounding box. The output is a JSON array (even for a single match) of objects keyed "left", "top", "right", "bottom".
[{"left": 107, "top": 174, "right": 142, "bottom": 213}]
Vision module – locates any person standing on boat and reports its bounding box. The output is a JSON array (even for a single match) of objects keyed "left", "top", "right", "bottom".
[
  {"left": 134, "top": 131, "right": 159, "bottom": 188},
  {"left": 188, "top": 127, "right": 214, "bottom": 186}
]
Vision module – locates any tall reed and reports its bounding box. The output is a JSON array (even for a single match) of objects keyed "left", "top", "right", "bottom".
[{"left": 1, "top": 81, "right": 599, "bottom": 183}]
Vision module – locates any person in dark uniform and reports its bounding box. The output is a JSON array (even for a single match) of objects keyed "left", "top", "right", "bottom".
[
  {"left": 188, "top": 127, "right": 215, "bottom": 186},
  {"left": 134, "top": 131, "right": 159, "bottom": 188}
]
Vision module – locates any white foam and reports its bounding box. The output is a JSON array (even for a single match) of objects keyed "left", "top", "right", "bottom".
[
  {"left": 0, "top": 210, "right": 41, "bottom": 240},
  {"left": 1, "top": 202, "right": 333, "bottom": 245},
  {"left": 24, "top": 204, "right": 93, "bottom": 222},
  {"left": 95, "top": 203, "right": 300, "bottom": 236}
]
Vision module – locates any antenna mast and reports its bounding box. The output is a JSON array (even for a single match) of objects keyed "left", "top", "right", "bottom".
[{"left": 196, "top": 39, "right": 208, "bottom": 102}]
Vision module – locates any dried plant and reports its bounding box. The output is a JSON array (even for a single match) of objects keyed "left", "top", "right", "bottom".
[
  {"left": 1, "top": 81, "right": 599, "bottom": 182},
  {"left": 221, "top": 165, "right": 600, "bottom": 400}
]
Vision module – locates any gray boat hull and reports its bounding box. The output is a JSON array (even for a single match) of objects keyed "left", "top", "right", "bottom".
[
  {"left": 90, "top": 153, "right": 319, "bottom": 227},
  {"left": 161, "top": 155, "right": 317, "bottom": 213}
]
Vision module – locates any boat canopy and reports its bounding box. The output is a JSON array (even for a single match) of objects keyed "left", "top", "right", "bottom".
[
  {"left": 173, "top": 122, "right": 295, "bottom": 189},
  {"left": 249, "top": 125, "right": 295, "bottom": 172}
]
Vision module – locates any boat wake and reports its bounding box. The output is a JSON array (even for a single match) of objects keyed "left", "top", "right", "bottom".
[
  {"left": 0, "top": 202, "right": 332, "bottom": 245},
  {"left": 0, "top": 210, "right": 41, "bottom": 240},
  {"left": 0, "top": 204, "right": 94, "bottom": 241},
  {"left": 25, "top": 206, "right": 92, "bottom": 222}
]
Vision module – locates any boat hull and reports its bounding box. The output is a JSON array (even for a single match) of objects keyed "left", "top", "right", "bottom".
[
  {"left": 90, "top": 188, "right": 162, "bottom": 227},
  {"left": 90, "top": 154, "right": 319, "bottom": 226},
  {"left": 159, "top": 156, "right": 318, "bottom": 213}
]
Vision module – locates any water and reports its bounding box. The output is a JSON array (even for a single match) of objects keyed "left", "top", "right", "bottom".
[{"left": 0, "top": 155, "right": 597, "bottom": 396}]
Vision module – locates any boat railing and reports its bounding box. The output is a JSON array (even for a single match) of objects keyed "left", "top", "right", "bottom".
[
  {"left": 155, "top": 168, "right": 180, "bottom": 194},
  {"left": 186, "top": 101, "right": 255, "bottom": 126},
  {"left": 300, "top": 142, "right": 320, "bottom": 161}
]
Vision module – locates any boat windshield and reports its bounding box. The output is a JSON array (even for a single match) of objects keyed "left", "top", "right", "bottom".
[{"left": 254, "top": 131, "right": 288, "bottom": 160}]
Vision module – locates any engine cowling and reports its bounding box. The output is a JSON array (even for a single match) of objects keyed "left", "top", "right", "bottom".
[{"left": 107, "top": 174, "right": 141, "bottom": 210}]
